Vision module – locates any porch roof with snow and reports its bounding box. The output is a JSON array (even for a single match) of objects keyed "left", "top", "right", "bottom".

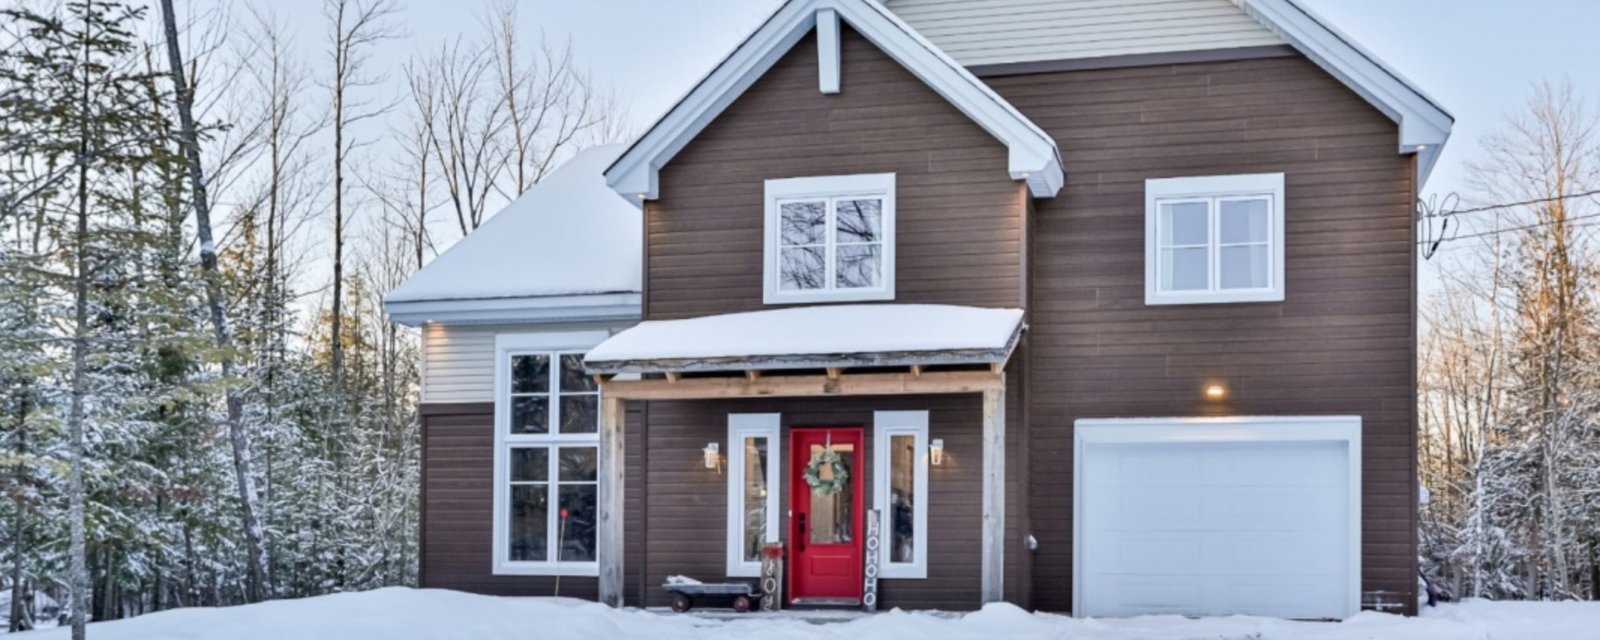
[{"left": 584, "top": 304, "right": 1024, "bottom": 375}]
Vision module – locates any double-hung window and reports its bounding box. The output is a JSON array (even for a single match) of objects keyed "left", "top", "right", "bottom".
[
  {"left": 1145, "top": 173, "right": 1285, "bottom": 305},
  {"left": 873, "top": 411, "right": 929, "bottom": 579},
  {"left": 725, "top": 414, "right": 780, "bottom": 577},
  {"left": 493, "top": 332, "right": 608, "bottom": 576},
  {"left": 764, "top": 173, "right": 896, "bottom": 304}
]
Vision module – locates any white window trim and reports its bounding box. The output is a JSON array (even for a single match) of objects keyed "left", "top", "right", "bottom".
[
  {"left": 1071, "top": 415, "right": 1362, "bottom": 619},
  {"left": 491, "top": 331, "right": 610, "bottom": 577},
  {"left": 1145, "top": 173, "right": 1286, "bottom": 305},
  {"left": 725, "top": 413, "right": 781, "bottom": 577},
  {"left": 763, "top": 173, "right": 897, "bottom": 305},
  {"left": 873, "top": 410, "right": 929, "bottom": 579}
]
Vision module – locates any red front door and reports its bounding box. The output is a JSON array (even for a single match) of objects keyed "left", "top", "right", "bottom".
[{"left": 789, "top": 427, "right": 865, "bottom": 604}]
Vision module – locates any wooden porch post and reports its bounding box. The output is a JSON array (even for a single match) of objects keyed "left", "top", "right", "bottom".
[
  {"left": 598, "top": 395, "right": 625, "bottom": 607},
  {"left": 981, "top": 375, "right": 1006, "bottom": 604}
]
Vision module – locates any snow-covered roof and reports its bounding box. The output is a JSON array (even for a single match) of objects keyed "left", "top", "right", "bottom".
[
  {"left": 384, "top": 144, "right": 642, "bottom": 326},
  {"left": 585, "top": 304, "right": 1025, "bottom": 374}
]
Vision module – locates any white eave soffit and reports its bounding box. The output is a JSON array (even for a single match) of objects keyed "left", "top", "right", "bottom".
[
  {"left": 1236, "top": 0, "right": 1454, "bottom": 183},
  {"left": 605, "top": 0, "right": 1065, "bottom": 204}
]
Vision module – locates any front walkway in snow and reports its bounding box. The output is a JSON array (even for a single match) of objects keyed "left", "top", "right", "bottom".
[{"left": 15, "top": 587, "right": 1600, "bottom": 640}]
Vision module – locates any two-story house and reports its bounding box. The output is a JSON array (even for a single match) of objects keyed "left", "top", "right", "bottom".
[{"left": 385, "top": 0, "right": 1451, "bottom": 619}]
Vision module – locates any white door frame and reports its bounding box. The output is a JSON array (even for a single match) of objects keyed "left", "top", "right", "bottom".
[{"left": 1072, "top": 416, "right": 1363, "bottom": 619}]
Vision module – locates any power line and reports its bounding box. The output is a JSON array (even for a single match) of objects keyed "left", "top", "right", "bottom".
[
  {"left": 1424, "top": 220, "right": 1600, "bottom": 254},
  {"left": 1417, "top": 189, "right": 1600, "bottom": 258},
  {"left": 1420, "top": 211, "right": 1600, "bottom": 246},
  {"left": 1420, "top": 189, "right": 1600, "bottom": 220}
]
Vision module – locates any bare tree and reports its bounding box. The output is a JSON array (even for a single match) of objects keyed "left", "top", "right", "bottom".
[
  {"left": 326, "top": 0, "right": 399, "bottom": 391},
  {"left": 406, "top": 37, "right": 504, "bottom": 235},
  {"left": 488, "top": 1, "right": 602, "bottom": 197},
  {"left": 158, "top": 0, "right": 271, "bottom": 604}
]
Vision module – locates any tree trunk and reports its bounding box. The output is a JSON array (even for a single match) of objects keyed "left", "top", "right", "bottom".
[
  {"left": 64, "top": 6, "right": 98, "bottom": 637},
  {"left": 330, "top": 3, "right": 347, "bottom": 393},
  {"left": 8, "top": 393, "right": 27, "bottom": 632},
  {"left": 158, "top": 0, "right": 269, "bottom": 602},
  {"left": 68, "top": 64, "right": 91, "bottom": 640}
]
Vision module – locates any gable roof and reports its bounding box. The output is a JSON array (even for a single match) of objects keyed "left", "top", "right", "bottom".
[
  {"left": 1236, "top": 0, "right": 1452, "bottom": 182},
  {"left": 604, "top": 0, "right": 1065, "bottom": 203},
  {"left": 384, "top": 144, "right": 642, "bottom": 327}
]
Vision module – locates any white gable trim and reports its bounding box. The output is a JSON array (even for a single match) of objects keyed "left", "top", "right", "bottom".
[
  {"left": 605, "top": 0, "right": 1064, "bottom": 204},
  {"left": 1237, "top": 0, "right": 1453, "bottom": 183}
]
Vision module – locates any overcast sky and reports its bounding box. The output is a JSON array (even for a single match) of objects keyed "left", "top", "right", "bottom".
[{"left": 264, "top": 0, "right": 1600, "bottom": 291}]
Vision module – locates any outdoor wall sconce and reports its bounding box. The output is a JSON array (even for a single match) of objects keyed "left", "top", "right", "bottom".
[
  {"left": 1205, "top": 384, "right": 1228, "bottom": 401},
  {"left": 703, "top": 442, "right": 720, "bottom": 471},
  {"left": 929, "top": 439, "right": 945, "bottom": 466}
]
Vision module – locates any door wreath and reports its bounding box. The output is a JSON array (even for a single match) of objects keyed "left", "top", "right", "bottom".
[{"left": 802, "top": 448, "right": 849, "bottom": 497}]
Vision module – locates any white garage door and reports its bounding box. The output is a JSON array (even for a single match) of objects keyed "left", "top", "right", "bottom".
[{"left": 1075, "top": 418, "right": 1360, "bottom": 620}]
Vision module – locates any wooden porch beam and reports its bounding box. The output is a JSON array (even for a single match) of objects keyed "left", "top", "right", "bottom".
[
  {"left": 980, "top": 375, "right": 1006, "bottom": 604},
  {"left": 600, "top": 370, "right": 1003, "bottom": 401},
  {"left": 597, "top": 395, "right": 625, "bottom": 607}
]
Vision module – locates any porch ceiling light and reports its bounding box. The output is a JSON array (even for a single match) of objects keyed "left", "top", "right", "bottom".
[
  {"left": 929, "top": 439, "right": 945, "bottom": 466},
  {"left": 703, "top": 442, "right": 721, "bottom": 471}
]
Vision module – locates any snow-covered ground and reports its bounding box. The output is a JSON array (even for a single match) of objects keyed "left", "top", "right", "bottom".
[{"left": 13, "top": 587, "right": 1600, "bottom": 640}]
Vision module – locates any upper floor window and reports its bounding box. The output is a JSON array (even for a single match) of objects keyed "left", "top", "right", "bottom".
[
  {"left": 1145, "top": 173, "right": 1285, "bottom": 305},
  {"left": 764, "top": 174, "right": 896, "bottom": 304}
]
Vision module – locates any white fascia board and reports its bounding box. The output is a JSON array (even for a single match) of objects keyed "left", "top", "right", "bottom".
[
  {"left": 606, "top": 0, "right": 817, "bottom": 204},
  {"left": 1238, "top": 0, "right": 1453, "bottom": 185},
  {"left": 384, "top": 293, "right": 642, "bottom": 327},
  {"left": 605, "top": 0, "right": 1064, "bottom": 202},
  {"left": 850, "top": 0, "right": 1062, "bottom": 197}
]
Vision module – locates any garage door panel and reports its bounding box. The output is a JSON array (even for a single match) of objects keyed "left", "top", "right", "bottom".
[
  {"left": 1197, "top": 442, "right": 1344, "bottom": 486},
  {"left": 1095, "top": 485, "right": 1341, "bottom": 532},
  {"left": 1088, "top": 574, "right": 1346, "bottom": 618},
  {"left": 1083, "top": 532, "right": 1205, "bottom": 574},
  {"left": 1214, "top": 485, "right": 1347, "bottom": 531},
  {"left": 1077, "top": 425, "right": 1358, "bottom": 620}
]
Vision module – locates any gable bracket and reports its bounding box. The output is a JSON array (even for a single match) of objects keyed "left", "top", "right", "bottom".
[{"left": 818, "top": 8, "right": 841, "bottom": 94}]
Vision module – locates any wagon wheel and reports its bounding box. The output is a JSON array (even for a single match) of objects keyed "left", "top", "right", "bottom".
[
  {"left": 731, "top": 595, "right": 753, "bottom": 613},
  {"left": 671, "top": 593, "right": 694, "bottom": 613}
]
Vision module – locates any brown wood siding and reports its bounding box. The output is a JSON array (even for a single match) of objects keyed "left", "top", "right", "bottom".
[
  {"left": 646, "top": 26, "right": 1025, "bottom": 319},
  {"left": 988, "top": 55, "right": 1419, "bottom": 614},
  {"left": 635, "top": 389, "right": 1026, "bottom": 610},
  {"left": 418, "top": 403, "right": 647, "bottom": 604}
]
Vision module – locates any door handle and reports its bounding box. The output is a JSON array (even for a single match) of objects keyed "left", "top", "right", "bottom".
[{"left": 797, "top": 513, "right": 807, "bottom": 552}]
